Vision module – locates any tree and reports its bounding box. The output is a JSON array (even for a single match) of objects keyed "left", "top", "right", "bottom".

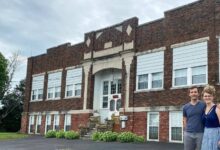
[
  {"left": 0, "top": 52, "right": 8, "bottom": 100},
  {"left": 0, "top": 52, "right": 19, "bottom": 99},
  {"left": 0, "top": 52, "right": 19, "bottom": 130},
  {"left": 0, "top": 79, "right": 25, "bottom": 132}
]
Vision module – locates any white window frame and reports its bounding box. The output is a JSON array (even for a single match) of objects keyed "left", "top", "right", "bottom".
[
  {"left": 53, "top": 114, "right": 60, "bottom": 131},
  {"left": 64, "top": 114, "right": 71, "bottom": 131},
  {"left": 45, "top": 114, "right": 51, "bottom": 134},
  {"left": 35, "top": 115, "right": 42, "bottom": 134},
  {"left": 31, "top": 75, "right": 44, "bottom": 101},
  {"left": 169, "top": 111, "right": 183, "bottom": 143},
  {"left": 147, "top": 112, "right": 159, "bottom": 141},
  {"left": 136, "top": 72, "right": 163, "bottom": 91},
  {"left": 65, "top": 68, "right": 82, "bottom": 98},
  {"left": 47, "top": 71, "right": 62, "bottom": 100},
  {"left": 28, "top": 115, "right": 35, "bottom": 134},
  {"left": 172, "top": 65, "right": 207, "bottom": 88}
]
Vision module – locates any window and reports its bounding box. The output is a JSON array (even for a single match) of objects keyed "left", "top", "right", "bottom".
[
  {"left": 29, "top": 115, "right": 35, "bottom": 134},
  {"left": 64, "top": 114, "right": 71, "bottom": 131},
  {"left": 35, "top": 115, "right": 41, "bottom": 134},
  {"left": 65, "top": 68, "right": 82, "bottom": 98},
  {"left": 103, "top": 81, "right": 109, "bottom": 95},
  {"left": 192, "top": 66, "right": 206, "bottom": 84},
  {"left": 32, "top": 90, "right": 37, "bottom": 100},
  {"left": 138, "top": 74, "right": 148, "bottom": 90},
  {"left": 174, "top": 69, "right": 187, "bottom": 86},
  {"left": 152, "top": 72, "right": 162, "bottom": 88},
  {"left": 31, "top": 75, "right": 44, "bottom": 101},
  {"left": 102, "top": 96, "right": 108, "bottom": 108},
  {"left": 111, "top": 81, "right": 116, "bottom": 94},
  {"left": 136, "top": 51, "right": 164, "bottom": 91},
  {"left": 110, "top": 99, "right": 115, "bottom": 111},
  {"left": 169, "top": 112, "right": 183, "bottom": 143},
  {"left": 75, "top": 84, "right": 81, "bottom": 96},
  {"left": 47, "top": 88, "right": 53, "bottom": 99},
  {"left": 173, "top": 41, "right": 207, "bottom": 87},
  {"left": 45, "top": 115, "right": 51, "bottom": 133},
  {"left": 47, "top": 71, "right": 62, "bottom": 99},
  {"left": 55, "top": 86, "right": 61, "bottom": 98},
  {"left": 53, "top": 115, "right": 60, "bottom": 131},
  {"left": 66, "top": 85, "right": 73, "bottom": 97},
  {"left": 147, "top": 112, "right": 159, "bottom": 141}
]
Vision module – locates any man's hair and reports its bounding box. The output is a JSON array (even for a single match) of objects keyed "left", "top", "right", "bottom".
[
  {"left": 202, "top": 85, "right": 216, "bottom": 97},
  {"left": 188, "top": 86, "right": 198, "bottom": 93}
]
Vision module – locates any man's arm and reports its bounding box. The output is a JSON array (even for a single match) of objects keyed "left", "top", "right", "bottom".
[{"left": 183, "top": 116, "right": 187, "bottom": 129}]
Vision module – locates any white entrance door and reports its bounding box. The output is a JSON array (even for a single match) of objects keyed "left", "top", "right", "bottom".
[{"left": 100, "top": 79, "right": 122, "bottom": 123}]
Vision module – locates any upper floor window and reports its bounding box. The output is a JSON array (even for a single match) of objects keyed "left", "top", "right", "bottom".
[
  {"left": 47, "top": 71, "right": 62, "bottom": 99},
  {"left": 31, "top": 75, "right": 44, "bottom": 101},
  {"left": 173, "top": 41, "right": 207, "bottom": 87},
  {"left": 65, "top": 68, "right": 82, "bottom": 98},
  {"left": 136, "top": 51, "right": 164, "bottom": 91}
]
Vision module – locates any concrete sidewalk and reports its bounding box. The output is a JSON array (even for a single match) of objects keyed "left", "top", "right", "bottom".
[{"left": 0, "top": 135, "right": 183, "bottom": 150}]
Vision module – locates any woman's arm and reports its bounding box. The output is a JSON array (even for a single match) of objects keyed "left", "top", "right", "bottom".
[{"left": 215, "top": 106, "right": 220, "bottom": 124}]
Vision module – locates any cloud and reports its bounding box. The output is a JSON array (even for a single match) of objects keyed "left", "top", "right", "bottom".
[{"left": 0, "top": 0, "right": 197, "bottom": 86}]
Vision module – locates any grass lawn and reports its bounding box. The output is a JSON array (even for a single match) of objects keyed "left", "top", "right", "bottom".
[{"left": 0, "top": 132, "right": 28, "bottom": 140}]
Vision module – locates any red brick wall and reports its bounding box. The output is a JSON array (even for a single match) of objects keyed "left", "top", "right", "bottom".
[{"left": 159, "top": 112, "right": 169, "bottom": 142}]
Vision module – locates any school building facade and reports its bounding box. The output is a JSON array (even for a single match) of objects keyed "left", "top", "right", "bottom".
[{"left": 20, "top": 0, "right": 220, "bottom": 143}]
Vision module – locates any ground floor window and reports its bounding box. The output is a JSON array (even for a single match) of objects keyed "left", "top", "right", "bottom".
[
  {"left": 64, "top": 114, "right": 71, "bottom": 131},
  {"left": 35, "top": 115, "right": 41, "bottom": 134},
  {"left": 45, "top": 114, "right": 51, "bottom": 133},
  {"left": 29, "top": 115, "right": 35, "bottom": 133},
  {"left": 53, "top": 114, "right": 60, "bottom": 131},
  {"left": 169, "top": 111, "right": 183, "bottom": 143},
  {"left": 147, "top": 112, "right": 159, "bottom": 141}
]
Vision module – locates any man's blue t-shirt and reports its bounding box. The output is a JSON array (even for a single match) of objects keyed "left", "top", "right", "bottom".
[{"left": 183, "top": 101, "right": 206, "bottom": 133}]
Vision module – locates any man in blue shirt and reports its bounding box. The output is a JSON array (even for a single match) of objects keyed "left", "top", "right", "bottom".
[{"left": 183, "top": 86, "right": 206, "bottom": 150}]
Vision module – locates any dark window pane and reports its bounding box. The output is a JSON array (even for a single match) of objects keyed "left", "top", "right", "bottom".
[
  {"left": 110, "top": 99, "right": 115, "bottom": 111},
  {"left": 116, "top": 99, "right": 121, "bottom": 111}
]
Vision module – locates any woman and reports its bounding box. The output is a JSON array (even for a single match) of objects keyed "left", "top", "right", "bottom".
[{"left": 201, "top": 85, "right": 220, "bottom": 150}]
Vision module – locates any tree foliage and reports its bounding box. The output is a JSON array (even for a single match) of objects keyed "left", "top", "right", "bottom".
[
  {"left": 0, "top": 52, "right": 8, "bottom": 100},
  {"left": 0, "top": 80, "right": 25, "bottom": 132}
]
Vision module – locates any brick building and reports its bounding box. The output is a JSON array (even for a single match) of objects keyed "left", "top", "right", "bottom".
[{"left": 21, "top": 0, "right": 220, "bottom": 143}]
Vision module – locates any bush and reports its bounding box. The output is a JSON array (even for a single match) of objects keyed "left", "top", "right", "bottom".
[
  {"left": 117, "top": 132, "right": 135, "bottom": 143},
  {"left": 133, "top": 135, "right": 145, "bottom": 143},
  {"left": 56, "top": 130, "right": 65, "bottom": 138},
  {"left": 102, "top": 131, "right": 118, "bottom": 142},
  {"left": 91, "top": 132, "right": 101, "bottom": 141},
  {"left": 45, "top": 130, "right": 56, "bottom": 138},
  {"left": 64, "top": 131, "right": 80, "bottom": 140}
]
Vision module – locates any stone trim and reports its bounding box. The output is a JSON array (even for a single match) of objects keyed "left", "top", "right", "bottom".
[
  {"left": 122, "top": 106, "right": 182, "bottom": 112},
  {"left": 28, "top": 110, "right": 93, "bottom": 115},
  {"left": 136, "top": 47, "right": 166, "bottom": 56},
  {"left": 32, "top": 72, "right": 45, "bottom": 77},
  {"left": 84, "top": 51, "right": 92, "bottom": 60},
  {"left": 93, "top": 45, "right": 123, "bottom": 58},
  {"left": 47, "top": 68, "right": 63, "bottom": 74},
  {"left": 171, "top": 37, "right": 209, "bottom": 49},
  {"left": 65, "top": 65, "right": 82, "bottom": 70}
]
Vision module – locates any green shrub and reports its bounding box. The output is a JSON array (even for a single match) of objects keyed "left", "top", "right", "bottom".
[
  {"left": 45, "top": 130, "right": 56, "bottom": 138},
  {"left": 91, "top": 132, "right": 101, "bottom": 141},
  {"left": 133, "top": 135, "right": 145, "bottom": 143},
  {"left": 64, "top": 131, "right": 80, "bottom": 140},
  {"left": 117, "top": 132, "right": 135, "bottom": 143},
  {"left": 99, "top": 132, "right": 104, "bottom": 141},
  {"left": 56, "top": 130, "right": 65, "bottom": 138},
  {"left": 100, "top": 131, "right": 118, "bottom": 142}
]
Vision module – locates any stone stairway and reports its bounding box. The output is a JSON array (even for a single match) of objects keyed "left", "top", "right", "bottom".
[{"left": 79, "top": 116, "right": 114, "bottom": 140}]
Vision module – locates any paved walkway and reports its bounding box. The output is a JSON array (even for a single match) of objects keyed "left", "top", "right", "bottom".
[{"left": 0, "top": 135, "right": 183, "bottom": 150}]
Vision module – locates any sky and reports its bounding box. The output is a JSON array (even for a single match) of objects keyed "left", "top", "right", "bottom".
[{"left": 0, "top": 0, "right": 198, "bottom": 87}]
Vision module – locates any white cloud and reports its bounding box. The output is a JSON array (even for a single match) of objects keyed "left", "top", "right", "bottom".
[{"left": 0, "top": 0, "right": 197, "bottom": 86}]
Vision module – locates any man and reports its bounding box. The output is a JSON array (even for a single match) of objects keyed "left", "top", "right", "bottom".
[{"left": 183, "top": 86, "right": 205, "bottom": 150}]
